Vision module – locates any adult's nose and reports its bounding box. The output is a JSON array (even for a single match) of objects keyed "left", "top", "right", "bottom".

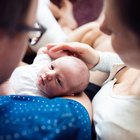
[{"left": 100, "top": 20, "right": 112, "bottom": 36}]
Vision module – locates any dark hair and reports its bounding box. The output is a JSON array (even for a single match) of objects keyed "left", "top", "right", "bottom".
[
  {"left": 114, "top": 0, "right": 140, "bottom": 35},
  {"left": 0, "top": 0, "right": 32, "bottom": 35}
]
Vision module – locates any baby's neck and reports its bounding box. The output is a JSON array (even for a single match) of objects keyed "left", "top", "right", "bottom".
[{"left": 38, "top": 88, "right": 50, "bottom": 98}]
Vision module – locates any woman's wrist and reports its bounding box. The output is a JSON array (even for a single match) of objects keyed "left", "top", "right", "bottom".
[{"left": 88, "top": 49, "right": 100, "bottom": 69}]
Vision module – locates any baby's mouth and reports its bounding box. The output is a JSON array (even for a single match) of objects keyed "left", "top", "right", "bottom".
[
  {"left": 40, "top": 76, "right": 50, "bottom": 98},
  {"left": 40, "top": 76, "right": 45, "bottom": 86},
  {"left": 38, "top": 77, "right": 50, "bottom": 98}
]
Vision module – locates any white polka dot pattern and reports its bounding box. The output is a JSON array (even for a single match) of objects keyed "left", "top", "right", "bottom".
[{"left": 0, "top": 95, "right": 91, "bottom": 140}]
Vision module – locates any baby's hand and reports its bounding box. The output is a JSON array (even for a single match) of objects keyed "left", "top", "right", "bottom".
[
  {"left": 37, "top": 47, "right": 49, "bottom": 55},
  {"left": 37, "top": 45, "right": 69, "bottom": 59}
]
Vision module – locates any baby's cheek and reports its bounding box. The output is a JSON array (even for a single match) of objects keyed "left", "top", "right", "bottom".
[
  {"left": 37, "top": 77, "right": 42, "bottom": 86},
  {"left": 36, "top": 77, "right": 45, "bottom": 92}
]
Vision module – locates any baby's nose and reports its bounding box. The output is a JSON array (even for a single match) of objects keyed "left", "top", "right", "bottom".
[{"left": 46, "top": 71, "right": 55, "bottom": 81}]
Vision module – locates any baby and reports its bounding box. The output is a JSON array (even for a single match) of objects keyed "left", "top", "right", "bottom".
[{"left": 10, "top": 47, "right": 89, "bottom": 98}]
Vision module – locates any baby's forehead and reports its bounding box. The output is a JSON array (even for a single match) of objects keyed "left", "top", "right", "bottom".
[
  {"left": 56, "top": 56, "right": 84, "bottom": 65},
  {"left": 56, "top": 56, "right": 87, "bottom": 72}
]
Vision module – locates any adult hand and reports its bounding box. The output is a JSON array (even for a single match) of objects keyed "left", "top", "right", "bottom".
[
  {"left": 44, "top": 44, "right": 69, "bottom": 59},
  {"left": 37, "top": 46, "right": 69, "bottom": 60},
  {"left": 47, "top": 42, "right": 100, "bottom": 69}
]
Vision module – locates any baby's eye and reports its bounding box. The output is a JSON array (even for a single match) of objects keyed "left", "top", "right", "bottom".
[
  {"left": 50, "top": 64, "right": 54, "bottom": 70},
  {"left": 56, "top": 78, "right": 62, "bottom": 87}
]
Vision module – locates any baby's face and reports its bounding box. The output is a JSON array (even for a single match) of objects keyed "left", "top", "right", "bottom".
[{"left": 37, "top": 57, "right": 86, "bottom": 98}]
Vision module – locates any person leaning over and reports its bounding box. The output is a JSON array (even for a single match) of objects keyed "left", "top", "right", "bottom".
[
  {"left": 48, "top": 0, "right": 140, "bottom": 139},
  {"left": 0, "top": 0, "right": 92, "bottom": 139}
]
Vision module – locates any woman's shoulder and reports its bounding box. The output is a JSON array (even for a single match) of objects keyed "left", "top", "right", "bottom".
[
  {"left": 64, "top": 92, "right": 92, "bottom": 122},
  {"left": 0, "top": 95, "right": 91, "bottom": 140},
  {"left": 114, "top": 68, "right": 140, "bottom": 96}
]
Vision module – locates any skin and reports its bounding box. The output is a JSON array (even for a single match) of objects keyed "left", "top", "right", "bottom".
[
  {"left": 0, "top": 0, "right": 93, "bottom": 122},
  {"left": 36, "top": 47, "right": 93, "bottom": 121},
  {"left": 100, "top": 0, "right": 140, "bottom": 96},
  {"left": 0, "top": 0, "right": 38, "bottom": 84},
  {"left": 100, "top": 0, "right": 140, "bottom": 69},
  {"left": 48, "top": 0, "right": 140, "bottom": 70},
  {"left": 47, "top": 0, "right": 140, "bottom": 98},
  {"left": 47, "top": 42, "right": 100, "bottom": 69},
  {"left": 37, "top": 56, "right": 89, "bottom": 98}
]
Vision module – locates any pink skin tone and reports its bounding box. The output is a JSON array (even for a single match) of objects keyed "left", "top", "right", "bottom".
[
  {"left": 47, "top": 0, "right": 140, "bottom": 70},
  {"left": 100, "top": 0, "right": 140, "bottom": 69},
  {"left": 37, "top": 56, "right": 89, "bottom": 98},
  {"left": 0, "top": 1, "right": 38, "bottom": 84}
]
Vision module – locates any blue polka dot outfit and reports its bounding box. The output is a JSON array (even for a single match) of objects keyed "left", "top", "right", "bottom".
[{"left": 0, "top": 95, "right": 91, "bottom": 140}]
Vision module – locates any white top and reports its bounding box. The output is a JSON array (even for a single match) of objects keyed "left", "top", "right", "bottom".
[
  {"left": 10, "top": 54, "right": 51, "bottom": 96},
  {"left": 30, "top": 0, "right": 67, "bottom": 52},
  {"left": 91, "top": 52, "right": 125, "bottom": 83},
  {"left": 91, "top": 52, "right": 140, "bottom": 140}
]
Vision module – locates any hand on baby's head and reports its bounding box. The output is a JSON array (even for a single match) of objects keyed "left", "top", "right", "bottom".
[
  {"left": 37, "top": 55, "right": 89, "bottom": 98},
  {"left": 47, "top": 44, "right": 71, "bottom": 59}
]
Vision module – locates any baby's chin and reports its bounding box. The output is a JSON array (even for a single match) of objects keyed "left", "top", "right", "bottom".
[
  {"left": 36, "top": 80, "right": 50, "bottom": 98},
  {"left": 38, "top": 86, "right": 58, "bottom": 98},
  {"left": 36, "top": 79, "right": 57, "bottom": 98},
  {"left": 39, "top": 86, "right": 50, "bottom": 98}
]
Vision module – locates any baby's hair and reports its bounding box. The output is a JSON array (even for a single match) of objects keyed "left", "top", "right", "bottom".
[
  {"left": 64, "top": 56, "right": 90, "bottom": 94},
  {"left": 0, "top": 0, "right": 32, "bottom": 36}
]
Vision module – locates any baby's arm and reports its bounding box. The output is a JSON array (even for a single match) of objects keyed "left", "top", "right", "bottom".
[
  {"left": 37, "top": 46, "right": 69, "bottom": 59},
  {"left": 32, "top": 47, "right": 52, "bottom": 64}
]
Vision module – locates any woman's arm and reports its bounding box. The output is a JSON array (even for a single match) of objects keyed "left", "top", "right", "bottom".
[
  {"left": 47, "top": 42, "right": 100, "bottom": 69},
  {"left": 91, "top": 52, "right": 124, "bottom": 72}
]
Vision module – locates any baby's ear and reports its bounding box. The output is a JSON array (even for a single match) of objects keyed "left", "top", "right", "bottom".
[
  {"left": 67, "top": 92, "right": 74, "bottom": 96},
  {"left": 74, "top": 92, "right": 81, "bottom": 96},
  {"left": 68, "top": 92, "right": 80, "bottom": 96}
]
